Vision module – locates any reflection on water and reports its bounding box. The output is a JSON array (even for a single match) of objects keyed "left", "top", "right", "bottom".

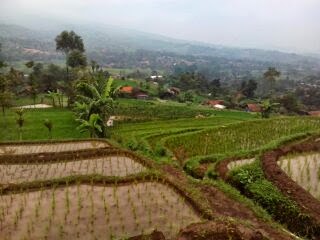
[{"left": 278, "top": 153, "right": 320, "bottom": 200}]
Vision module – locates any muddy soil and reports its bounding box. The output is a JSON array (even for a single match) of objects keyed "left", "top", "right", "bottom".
[
  {"left": 0, "top": 183, "right": 200, "bottom": 240},
  {"left": 0, "top": 140, "right": 109, "bottom": 155},
  {"left": 177, "top": 220, "right": 267, "bottom": 240},
  {"left": 279, "top": 153, "right": 320, "bottom": 199},
  {"left": 0, "top": 156, "right": 146, "bottom": 184}
]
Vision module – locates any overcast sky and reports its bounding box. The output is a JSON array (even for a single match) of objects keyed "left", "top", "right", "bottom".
[{"left": 1, "top": 0, "right": 319, "bottom": 54}]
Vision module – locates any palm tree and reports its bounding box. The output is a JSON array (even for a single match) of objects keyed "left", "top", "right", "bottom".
[
  {"left": 75, "top": 72, "right": 120, "bottom": 137},
  {"left": 77, "top": 114, "right": 102, "bottom": 138}
]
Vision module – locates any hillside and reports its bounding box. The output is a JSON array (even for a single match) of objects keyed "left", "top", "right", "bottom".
[{"left": 1, "top": 23, "right": 320, "bottom": 79}]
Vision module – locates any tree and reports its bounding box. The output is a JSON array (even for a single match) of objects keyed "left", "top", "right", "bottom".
[
  {"left": 55, "top": 31, "right": 85, "bottom": 56},
  {"left": 46, "top": 91, "right": 56, "bottom": 107},
  {"left": 44, "top": 119, "right": 53, "bottom": 139},
  {"left": 6, "top": 67, "right": 24, "bottom": 95},
  {"left": 67, "top": 50, "right": 87, "bottom": 68},
  {"left": 263, "top": 67, "right": 281, "bottom": 94},
  {"left": 278, "top": 92, "right": 300, "bottom": 114},
  {"left": 209, "top": 79, "right": 221, "bottom": 97},
  {"left": 240, "top": 79, "right": 257, "bottom": 98},
  {"left": 25, "top": 61, "right": 34, "bottom": 69},
  {"left": 0, "top": 44, "right": 6, "bottom": 69},
  {"left": 75, "top": 72, "right": 120, "bottom": 138},
  {"left": 260, "top": 100, "right": 279, "bottom": 118},
  {"left": 55, "top": 31, "right": 85, "bottom": 81},
  {"left": 25, "top": 61, "right": 39, "bottom": 105},
  {"left": 77, "top": 113, "right": 102, "bottom": 138},
  {"left": 0, "top": 52, "right": 12, "bottom": 115},
  {"left": 15, "top": 109, "right": 25, "bottom": 140}
]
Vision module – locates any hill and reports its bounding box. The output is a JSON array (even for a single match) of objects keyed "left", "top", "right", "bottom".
[{"left": 1, "top": 23, "right": 320, "bottom": 79}]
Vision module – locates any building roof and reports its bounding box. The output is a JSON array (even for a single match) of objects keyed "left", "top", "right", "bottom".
[
  {"left": 213, "top": 104, "right": 226, "bottom": 109},
  {"left": 120, "top": 86, "right": 133, "bottom": 94},
  {"left": 308, "top": 111, "right": 320, "bottom": 116},
  {"left": 206, "top": 100, "right": 224, "bottom": 106},
  {"left": 247, "top": 103, "right": 262, "bottom": 112}
]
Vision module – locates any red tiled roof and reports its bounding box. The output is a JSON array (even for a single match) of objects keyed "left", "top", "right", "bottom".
[
  {"left": 206, "top": 100, "right": 224, "bottom": 106},
  {"left": 120, "top": 86, "right": 133, "bottom": 93},
  {"left": 247, "top": 104, "right": 262, "bottom": 112},
  {"left": 308, "top": 111, "right": 320, "bottom": 116}
]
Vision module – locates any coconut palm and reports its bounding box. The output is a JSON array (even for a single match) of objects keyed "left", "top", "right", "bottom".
[{"left": 77, "top": 113, "right": 102, "bottom": 138}]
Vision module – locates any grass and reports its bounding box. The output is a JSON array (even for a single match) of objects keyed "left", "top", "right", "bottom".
[{"left": 0, "top": 108, "right": 87, "bottom": 141}]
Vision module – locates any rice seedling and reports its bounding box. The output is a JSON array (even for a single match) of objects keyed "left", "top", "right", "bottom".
[{"left": 0, "top": 183, "right": 201, "bottom": 240}]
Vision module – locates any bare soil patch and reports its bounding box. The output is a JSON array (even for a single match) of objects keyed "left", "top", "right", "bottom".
[
  {"left": 0, "top": 183, "right": 201, "bottom": 240},
  {"left": 177, "top": 220, "right": 266, "bottom": 240}
]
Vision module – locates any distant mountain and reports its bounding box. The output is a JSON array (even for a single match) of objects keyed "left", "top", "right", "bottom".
[{"left": 0, "top": 23, "right": 319, "bottom": 79}]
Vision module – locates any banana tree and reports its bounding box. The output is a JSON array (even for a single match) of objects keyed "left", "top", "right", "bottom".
[
  {"left": 74, "top": 72, "right": 121, "bottom": 137},
  {"left": 77, "top": 113, "right": 102, "bottom": 138},
  {"left": 260, "top": 99, "right": 280, "bottom": 118}
]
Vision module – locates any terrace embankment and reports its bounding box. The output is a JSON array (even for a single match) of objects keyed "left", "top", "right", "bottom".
[
  {"left": 162, "top": 165, "right": 294, "bottom": 240},
  {"left": 262, "top": 137, "right": 320, "bottom": 237},
  {"left": 0, "top": 140, "right": 297, "bottom": 240}
]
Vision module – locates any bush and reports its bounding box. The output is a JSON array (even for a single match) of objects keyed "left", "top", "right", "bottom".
[{"left": 229, "top": 161, "right": 320, "bottom": 238}]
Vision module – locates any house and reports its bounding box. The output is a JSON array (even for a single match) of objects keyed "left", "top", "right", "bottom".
[
  {"left": 205, "top": 100, "right": 224, "bottom": 107},
  {"left": 308, "top": 111, "right": 320, "bottom": 117},
  {"left": 150, "top": 75, "right": 163, "bottom": 80},
  {"left": 119, "top": 86, "right": 134, "bottom": 94},
  {"left": 168, "top": 87, "right": 180, "bottom": 95},
  {"left": 247, "top": 103, "right": 262, "bottom": 113},
  {"left": 159, "top": 87, "right": 181, "bottom": 99},
  {"left": 134, "top": 92, "right": 149, "bottom": 100},
  {"left": 213, "top": 104, "right": 226, "bottom": 109}
]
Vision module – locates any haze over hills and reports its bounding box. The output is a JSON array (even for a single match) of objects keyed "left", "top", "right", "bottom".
[{"left": 1, "top": 23, "right": 320, "bottom": 80}]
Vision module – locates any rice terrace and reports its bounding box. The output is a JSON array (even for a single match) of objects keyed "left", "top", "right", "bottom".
[{"left": 1, "top": 1, "right": 320, "bottom": 239}]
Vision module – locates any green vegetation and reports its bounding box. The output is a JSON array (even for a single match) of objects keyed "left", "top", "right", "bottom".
[
  {"left": 229, "top": 161, "right": 319, "bottom": 238},
  {"left": 0, "top": 108, "right": 87, "bottom": 141}
]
